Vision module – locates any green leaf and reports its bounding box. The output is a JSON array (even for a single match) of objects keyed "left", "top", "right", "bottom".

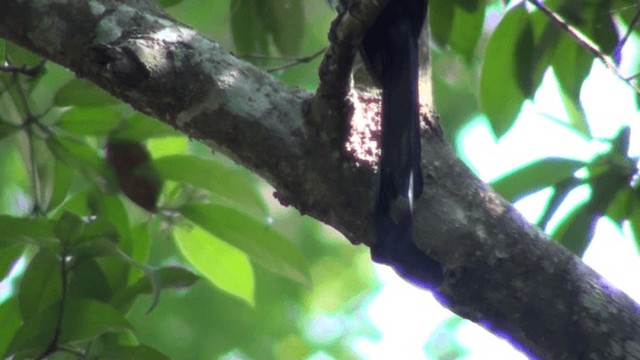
[
  {"left": 32, "top": 138, "right": 57, "bottom": 211},
  {"left": 111, "top": 113, "right": 180, "bottom": 141},
  {"left": 0, "top": 216, "right": 56, "bottom": 247},
  {"left": 173, "top": 224, "right": 255, "bottom": 305},
  {"left": 127, "top": 222, "right": 151, "bottom": 283},
  {"left": 18, "top": 250, "right": 62, "bottom": 321},
  {"left": 430, "top": 0, "right": 485, "bottom": 62},
  {"left": 158, "top": 0, "right": 183, "bottom": 7},
  {"left": 0, "top": 297, "right": 21, "bottom": 357},
  {"left": 230, "top": 0, "right": 269, "bottom": 55},
  {"left": 551, "top": 35, "right": 592, "bottom": 99},
  {"left": 47, "top": 136, "right": 115, "bottom": 192},
  {"left": 589, "top": 170, "right": 629, "bottom": 214},
  {"left": 267, "top": 0, "right": 305, "bottom": 56},
  {"left": 537, "top": 178, "right": 581, "bottom": 229},
  {"left": 5, "top": 43, "right": 41, "bottom": 67},
  {"left": 551, "top": 202, "right": 598, "bottom": 256},
  {"left": 96, "top": 344, "right": 171, "bottom": 360},
  {"left": 479, "top": 4, "right": 531, "bottom": 137},
  {"left": 67, "top": 259, "right": 113, "bottom": 302},
  {"left": 54, "top": 212, "right": 85, "bottom": 244},
  {"left": 431, "top": 52, "right": 479, "bottom": 139},
  {"left": 70, "top": 237, "right": 121, "bottom": 265},
  {"left": 56, "top": 106, "right": 124, "bottom": 136},
  {"left": 0, "top": 39, "right": 5, "bottom": 63},
  {"left": 111, "top": 266, "right": 200, "bottom": 311},
  {"left": 630, "top": 202, "right": 640, "bottom": 250},
  {"left": 491, "top": 158, "right": 586, "bottom": 202},
  {"left": 611, "top": 126, "right": 631, "bottom": 156},
  {"left": 0, "top": 244, "right": 23, "bottom": 280},
  {"left": 0, "top": 122, "right": 19, "bottom": 143},
  {"left": 53, "top": 79, "right": 118, "bottom": 107},
  {"left": 46, "top": 160, "right": 73, "bottom": 212},
  {"left": 154, "top": 155, "right": 268, "bottom": 216},
  {"left": 606, "top": 187, "right": 634, "bottom": 226},
  {"left": 67, "top": 236, "right": 161, "bottom": 312},
  {"left": 558, "top": 87, "right": 590, "bottom": 138},
  {"left": 8, "top": 298, "right": 133, "bottom": 355},
  {"left": 95, "top": 194, "right": 132, "bottom": 251},
  {"left": 179, "top": 203, "right": 310, "bottom": 286}
]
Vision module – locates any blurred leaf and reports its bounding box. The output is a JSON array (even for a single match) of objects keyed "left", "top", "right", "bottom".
[
  {"left": 46, "top": 160, "right": 73, "bottom": 212},
  {"left": 111, "top": 113, "right": 180, "bottom": 141},
  {"left": 0, "top": 122, "right": 19, "bottom": 143},
  {"left": 558, "top": 87, "right": 590, "bottom": 138},
  {"left": 94, "top": 194, "right": 132, "bottom": 251},
  {"left": 589, "top": 170, "right": 630, "bottom": 214},
  {"left": 47, "top": 136, "right": 115, "bottom": 192},
  {"left": 606, "top": 187, "right": 634, "bottom": 226},
  {"left": 430, "top": 0, "right": 485, "bottom": 62},
  {"left": 0, "top": 39, "right": 5, "bottom": 63},
  {"left": 0, "top": 297, "right": 21, "bottom": 357},
  {"left": 0, "top": 244, "right": 23, "bottom": 280},
  {"left": 67, "top": 236, "right": 162, "bottom": 312},
  {"left": 5, "top": 43, "right": 41, "bottom": 67},
  {"left": 552, "top": 202, "right": 598, "bottom": 256},
  {"left": 159, "top": 0, "right": 183, "bottom": 7},
  {"left": 551, "top": 35, "right": 592, "bottom": 99},
  {"left": 579, "top": 1, "right": 618, "bottom": 56},
  {"left": 56, "top": 106, "right": 123, "bottom": 136},
  {"left": 96, "top": 344, "right": 171, "bottom": 360},
  {"left": 611, "top": 126, "right": 631, "bottom": 156},
  {"left": 128, "top": 222, "right": 151, "bottom": 282},
  {"left": 70, "top": 237, "right": 121, "bottom": 266},
  {"left": 230, "top": 0, "right": 270, "bottom": 55},
  {"left": 18, "top": 250, "right": 62, "bottom": 321},
  {"left": 8, "top": 298, "right": 133, "bottom": 355},
  {"left": 630, "top": 202, "right": 640, "bottom": 249},
  {"left": 111, "top": 266, "right": 200, "bottom": 311},
  {"left": 58, "top": 298, "right": 133, "bottom": 344},
  {"left": 146, "top": 136, "right": 189, "bottom": 158},
  {"left": 53, "top": 79, "right": 118, "bottom": 107},
  {"left": 431, "top": 52, "right": 479, "bottom": 139},
  {"left": 174, "top": 224, "right": 255, "bottom": 305},
  {"left": 155, "top": 155, "right": 268, "bottom": 216},
  {"left": 538, "top": 177, "right": 581, "bottom": 229},
  {"left": 0, "top": 216, "right": 56, "bottom": 247},
  {"left": 32, "top": 138, "right": 56, "bottom": 212},
  {"left": 67, "top": 259, "right": 113, "bottom": 302},
  {"left": 179, "top": 203, "right": 309, "bottom": 286},
  {"left": 53, "top": 211, "right": 85, "bottom": 244},
  {"left": 491, "top": 158, "right": 586, "bottom": 202},
  {"left": 267, "top": 0, "right": 305, "bottom": 56},
  {"left": 479, "top": 4, "right": 531, "bottom": 137}
]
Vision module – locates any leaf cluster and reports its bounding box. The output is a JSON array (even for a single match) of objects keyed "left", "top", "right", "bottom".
[{"left": 0, "top": 2, "right": 371, "bottom": 357}]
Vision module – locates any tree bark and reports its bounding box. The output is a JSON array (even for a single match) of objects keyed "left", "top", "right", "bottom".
[{"left": 1, "top": 0, "right": 640, "bottom": 358}]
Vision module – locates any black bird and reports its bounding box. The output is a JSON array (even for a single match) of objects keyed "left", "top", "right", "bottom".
[{"left": 361, "top": 0, "right": 442, "bottom": 285}]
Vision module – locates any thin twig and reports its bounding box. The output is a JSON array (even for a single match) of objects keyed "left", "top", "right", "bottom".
[
  {"left": 527, "top": 0, "right": 640, "bottom": 94},
  {"left": 265, "top": 47, "right": 327, "bottom": 73}
]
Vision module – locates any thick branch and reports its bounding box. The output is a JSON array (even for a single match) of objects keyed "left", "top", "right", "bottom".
[{"left": 2, "top": 1, "right": 640, "bottom": 359}]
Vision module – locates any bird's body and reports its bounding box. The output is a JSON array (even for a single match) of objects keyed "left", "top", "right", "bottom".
[{"left": 361, "top": 0, "right": 442, "bottom": 284}]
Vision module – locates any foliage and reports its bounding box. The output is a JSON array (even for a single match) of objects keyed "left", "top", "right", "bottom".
[{"left": 0, "top": 0, "right": 639, "bottom": 359}]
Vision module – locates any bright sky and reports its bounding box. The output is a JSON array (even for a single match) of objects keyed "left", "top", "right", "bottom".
[{"left": 354, "top": 47, "right": 640, "bottom": 359}]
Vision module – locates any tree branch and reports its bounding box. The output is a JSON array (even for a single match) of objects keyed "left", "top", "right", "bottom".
[{"left": 2, "top": 1, "right": 640, "bottom": 358}]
